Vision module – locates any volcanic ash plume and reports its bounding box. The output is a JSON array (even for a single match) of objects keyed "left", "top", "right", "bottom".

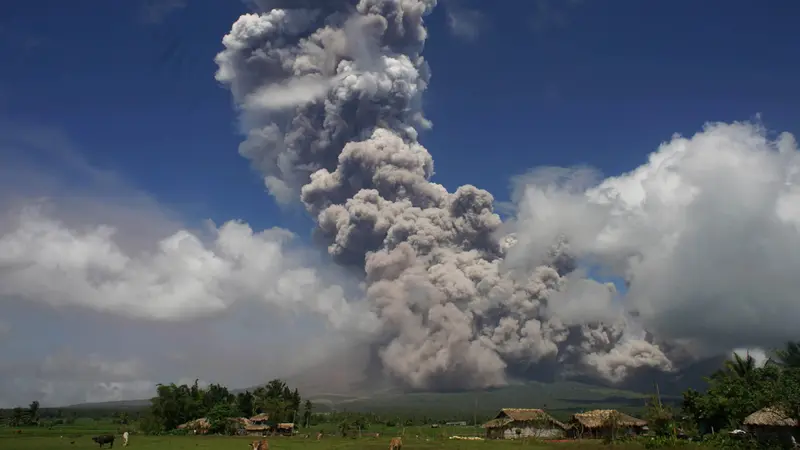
[{"left": 215, "top": 0, "right": 672, "bottom": 390}]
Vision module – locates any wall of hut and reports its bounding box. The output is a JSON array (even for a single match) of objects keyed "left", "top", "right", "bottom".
[
  {"left": 570, "top": 424, "right": 645, "bottom": 439},
  {"left": 486, "top": 421, "right": 566, "bottom": 440},
  {"left": 745, "top": 425, "right": 800, "bottom": 448}
]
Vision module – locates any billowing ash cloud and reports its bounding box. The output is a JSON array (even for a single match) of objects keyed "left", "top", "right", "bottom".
[{"left": 214, "top": 0, "right": 677, "bottom": 390}]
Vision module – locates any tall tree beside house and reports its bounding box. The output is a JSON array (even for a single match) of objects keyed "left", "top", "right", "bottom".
[
  {"left": 236, "top": 391, "right": 255, "bottom": 417},
  {"left": 265, "top": 379, "right": 287, "bottom": 399},
  {"left": 302, "top": 400, "right": 313, "bottom": 427},
  {"left": 252, "top": 379, "right": 301, "bottom": 422},
  {"left": 723, "top": 352, "right": 757, "bottom": 379},
  {"left": 290, "top": 388, "right": 302, "bottom": 422},
  {"left": 8, "top": 407, "right": 27, "bottom": 427},
  {"left": 27, "top": 401, "right": 39, "bottom": 425}
]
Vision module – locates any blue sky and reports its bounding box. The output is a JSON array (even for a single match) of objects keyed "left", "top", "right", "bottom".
[
  {"left": 3, "top": 0, "right": 798, "bottom": 237},
  {"left": 1, "top": 0, "right": 799, "bottom": 406}
]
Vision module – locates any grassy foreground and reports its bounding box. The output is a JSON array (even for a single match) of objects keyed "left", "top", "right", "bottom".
[
  {"left": 0, "top": 422, "right": 702, "bottom": 450},
  {"left": 0, "top": 434, "right": 697, "bottom": 450},
  {"left": 0, "top": 431, "right": 709, "bottom": 450}
]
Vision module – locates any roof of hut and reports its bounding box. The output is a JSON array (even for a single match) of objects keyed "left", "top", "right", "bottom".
[
  {"left": 245, "top": 425, "right": 269, "bottom": 432},
  {"left": 484, "top": 408, "right": 567, "bottom": 429},
  {"left": 249, "top": 413, "right": 270, "bottom": 421},
  {"left": 483, "top": 418, "right": 513, "bottom": 429},
  {"left": 571, "top": 410, "right": 647, "bottom": 429},
  {"left": 277, "top": 423, "right": 295, "bottom": 429},
  {"left": 743, "top": 407, "right": 798, "bottom": 427},
  {"left": 178, "top": 417, "right": 211, "bottom": 430}
]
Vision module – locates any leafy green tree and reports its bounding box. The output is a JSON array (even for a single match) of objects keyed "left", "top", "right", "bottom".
[
  {"left": 206, "top": 402, "right": 239, "bottom": 435},
  {"left": 137, "top": 412, "right": 163, "bottom": 435},
  {"left": 9, "top": 407, "right": 26, "bottom": 427},
  {"left": 142, "top": 377, "right": 304, "bottom": 434},
  {"left": 775, "top": 341, "right": 800, "bottom": 368},
  {"left": 302, "top": 400, "right": 313, "bottom": 427},
  {"left": 682, "top": 351, "right": 797, "bottom": 433},
  {"left": 644, "top": 394, "right": 677, "bottom": 437},
  {"left": 265, "top": 379, "right": 287, "bottom": 399},
  {"left": 236, "top": 391, "right": 255, "bottom": 417},
  {"left": 710, "top": 352, "right": 757, "bottom": 381},
  {"left": 27, "top": 401, "right": 40, "bottom": 425}
]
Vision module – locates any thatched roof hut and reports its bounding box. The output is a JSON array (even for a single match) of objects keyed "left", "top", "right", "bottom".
[
  {"left": 571, "top": 410, "right": 647, "bottom": 429},
  {"left": 177, "top": 417, "right": 211, "bottom": 433},
  {"left": 484, "top": 408, "right": 567, "bottom": 428},
  {"left": 483, "top": 408, "right": 568, "bottom": 440},
  {"left": 743, "top": 407, "right": 798, "bottom": 428}
]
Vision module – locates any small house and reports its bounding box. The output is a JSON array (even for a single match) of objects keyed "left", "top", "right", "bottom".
[
  {"left": 244, "top": 424, "right": 269, "bottom": 436},
  {"left": 483, "top": 408, "right": 568, "bottom": 440},
  {"left": 569, "top": 409, "right": 647, "bottom": 439},
  {"left": 177, "top": 417, "right": 210, "bottom": 435},
  {"left": 228, "top": 417, "right": 251, "bottom": 435},
  {"left": 743, "top": 406, "right": 799, "bottom": 447},
  {"left": 277, "top": 423, "right": 295, "bottom": 436}
]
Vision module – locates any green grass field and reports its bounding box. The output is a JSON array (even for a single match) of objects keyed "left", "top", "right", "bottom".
[
  {"left": 0, "top": 434, "right": 698, "bottom": 450},
  {"left": 0, "top": 423, "right": 701, "bottom": 450}
]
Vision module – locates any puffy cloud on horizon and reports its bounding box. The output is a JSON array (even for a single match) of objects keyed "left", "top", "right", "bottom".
[
  {"left": 0, "top": 205, "right": 376, "bottom": 330},
  {"left": 0, "top": 122, "right": 374, "bottom": 407},
  {"left": 507, "top": 121, "right": 800, "bottom": 361}
]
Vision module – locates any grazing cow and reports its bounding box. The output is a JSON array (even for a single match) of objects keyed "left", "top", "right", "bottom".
[
  {"left": 316, "top": 431, "right": 323, "bottom": 440},
  {"left": 92, "top": 434, "right": 115, "bottom": 448},
  {"left": 122, "top": 431, "right": 129, "bottom": 447},
  {"left": 389, "top": 437, "right": 402, "bottom": 450},
  {"left": 250, "top": 439, "right": 269, "bottom": 450}
]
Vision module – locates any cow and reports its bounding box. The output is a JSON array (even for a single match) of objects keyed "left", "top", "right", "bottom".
[
  {"left": 389, "top": 436, "right": 402, "bottom": 450},
  {"left": 250, "top": 439, "right": 269, "bottom": 450},
  {"left": 91, "top": 434, "right": 115, "bottom": 448},
  {"left": 122, "top": 431, "right": 129, "bottom": 447},
  {"left": 316, "top": 431, "right": 323, "bottom": 440}
]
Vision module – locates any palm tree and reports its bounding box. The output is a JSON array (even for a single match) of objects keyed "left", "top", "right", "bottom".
[
  {"left": 774, "top": 341, "right": 800, "bottom": 368},
  {"left": 712, "top": 352, "right": 757, "bottom": 380}
]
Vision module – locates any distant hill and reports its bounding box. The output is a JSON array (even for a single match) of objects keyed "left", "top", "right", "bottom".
[
  {"left": 66, "top": 399, "right": 152, "bottom": 410},
  {"left": 64, "top": 379, "right": 681, "bottom": 419},
  {"left": 63, "top": 352, "right": 721, "bottom": 416}
]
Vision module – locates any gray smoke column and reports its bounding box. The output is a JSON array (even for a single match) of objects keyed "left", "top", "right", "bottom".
[{"left": 214, "top": 0, "right": 672, "bottom": 389}]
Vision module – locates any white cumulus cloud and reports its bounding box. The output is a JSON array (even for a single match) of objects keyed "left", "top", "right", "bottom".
[{"left": 508, "top": 121, "right": 800, "bottom": 359}]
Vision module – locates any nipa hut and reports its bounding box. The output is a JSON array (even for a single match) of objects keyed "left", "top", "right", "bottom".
[
  {"left": 277, "top": 423, "right": 296, "bottom": 436},
  {"left": 244, "top": 424, "right": 270, "bottom": 436},
  {"left": 228, "top": 417, "right": 251, "bottom": 435},
  {"left": 177, "top": 417, "right": 211, "bottom": 435},
  {"left": 743, "top": 407, "right": 799, "bottom": 447},
  {"left": 483, "top": 408, "right": 568, "bottom": 440},
  {"left": 569, "top": 410, "right": 647, "bottom": 439}
]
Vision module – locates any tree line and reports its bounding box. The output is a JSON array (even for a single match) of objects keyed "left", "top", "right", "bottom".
[
  {"left": 3, "top": 401, "right": 41, "bottom": 427},
  {"left": 138, "top": 378, "right": 312, "bottom": 435},
  {"left": 681, "top": 341, "right": 800, "bottom": 435},
  {"left": 607, "top": 341, "right": 800, "bottom": 448}
]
